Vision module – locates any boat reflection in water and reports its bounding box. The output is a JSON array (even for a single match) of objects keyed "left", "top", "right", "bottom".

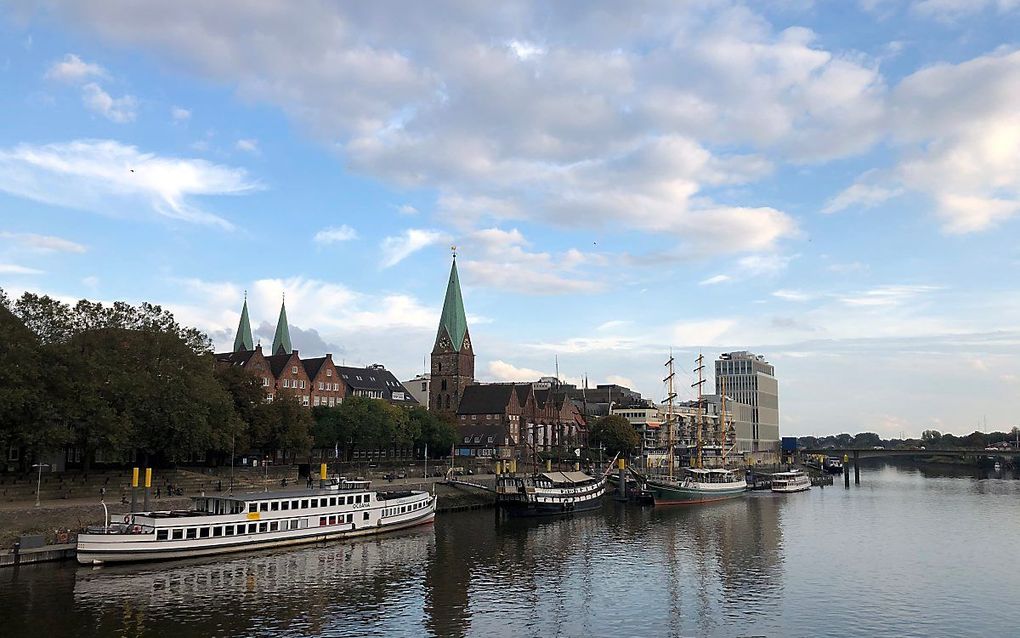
[{"left": 72, "top": 526, "right": 436, "bottom": 637}]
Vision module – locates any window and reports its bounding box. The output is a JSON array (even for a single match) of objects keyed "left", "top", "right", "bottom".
[
  {"left": 248, "top": 503, "right": 257, "bottom": 513},
  {"left": 329, "top": 515, "right": 337, "bottom": 525},
  {"left": 199, "top": 527, "right": 210, "bottom": 538},
  {"left": 292, "top": 366, "right": 298, "bottom": 373},
  {"left": 157, "top": 529, "right": 168, "bottom": 540},
  {"left": 248, "top": 523, "right": 257, "bottom": 534},
  {"left": 291, "top": 500, "right": 299, "bottom": 509},
  {"left": 260, "top": 502, "right": 268, "bottom": 512},
  {"left": 330, "top": 497, "right": 337, "bottom": 506},
  {"left": 172, "top": 529, "right": 183, "bottom": 540},
  {"left": 224, "top": 525, "right": 235, "bottom": 536},
  {"left": 258, "top": 522, "right": 267, "bottom": 533},
  {"left": 289, "top": 520, "right": 300, "bottom": 530},
  {"left": 319, "top": 516, "right": 327, "bottom": 527},
  {"left": 282, "top": 379, "right": 289, "bottom": 388},
  {"left": 327, "top": 369, "right": 332, "bottom": 377},
  {"left": 186, "top": 528, "right": 197, "bottom": 539},
  {"left": 346, "top": 495, "right": 354, "bottom": 505},
  {"left": 213, "top": 527, "right": 222, "bottom": 537},
  {"left": 301, "top": 499, "right": 309, "bottom": 508},
  {"left": 302, "top": 395, "right": 310, "bottom": 406},
  {"left": 270, "top": 521, "right": 279, "bottom": 532},
  {"left": 464, "top": 436, "right": 470, "bottom": 443},
  {"left": 318, "top": 382, "right": 324, "bottom": 390},
  {"left": 487, "top": 436, "right": 494, "bottom": 443},
  {"left": 271, "top": 501, "right": 279, "bottom": 511},
  {"left": 263, "top": 377, "right": 269, "bottom": 386},
  {"left": 363, "top": 512, "right": 370, "bottom": 521},
  {"left": 421, "top": 382, "right": 427, "bottom": 391},
  {"left": 311, "top": 498, "right": 319, "bottom": 508},
  {"left": 282, "top": 501, "right": 290, "bottom": 511},
  {"left": 300, "top": 380, "right": 306, "bottom": 389}
]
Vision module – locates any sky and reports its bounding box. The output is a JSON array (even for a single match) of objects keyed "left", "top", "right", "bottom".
[{"left": 1, "top": 1, "right": 1019, "bottom": 438}]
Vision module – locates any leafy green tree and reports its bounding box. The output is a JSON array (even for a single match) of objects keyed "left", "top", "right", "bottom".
[
  {"left": 252, "top": 393, "right": 314, "bottom": 462},
  {"left": 409, "top": 407, "right": 457, "bottom": 455},
  {"left": 852, "top": 432, "right": 882, "bottom": 448},
  {"left": 590, "top": 415, "right": 640, "bottom": 457},
  {"left": 216, "top": 365, "right": 267, "bottom": 451},
  {"left": 922, "top": 430, "right": 943, "bottom": 445}
]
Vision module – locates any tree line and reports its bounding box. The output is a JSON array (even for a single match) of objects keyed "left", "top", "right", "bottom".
[
  {"left": 798, "top": 429, "right": 1020, "bottom": 450},
  {"left": 0, "top": 288, "right": 456, "bottom": 471}
]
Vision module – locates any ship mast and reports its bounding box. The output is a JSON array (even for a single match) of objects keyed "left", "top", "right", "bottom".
[
  {"left": 692, "top": 354, "right": 705, "bottom": 469},
  {"left": 720, "top": 375, "right": 728, "bottom": 464},
  {"left": 663, "top": 351, "right": 677, "bottom": 480}
]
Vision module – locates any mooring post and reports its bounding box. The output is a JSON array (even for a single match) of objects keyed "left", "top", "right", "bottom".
[
  {"left": 143, "top": 468, "right": 151, "bottom": 511},
  {"left": 853, "top": 450, "right": 860, "bottom": 485},
  {"left": 843, "top": 454, "right": 850, "bottom": 489},
  {"left": 617, "top": 458, "right": 627, "bottom": 499},
  {"left": 131, "top": 467, "right": 139, "bottom": 512}
]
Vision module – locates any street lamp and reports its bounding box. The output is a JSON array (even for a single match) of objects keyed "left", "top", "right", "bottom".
[
  {"left": 263, "top": 457, "right": 272, "bottom": 492},
  {"left": 32, "top": 462, "right": 50, "bottom": 507}
]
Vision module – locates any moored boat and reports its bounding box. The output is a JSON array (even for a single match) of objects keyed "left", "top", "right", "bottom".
[
  {"left": 644, "top": 467, "right": 747, "bottom": 505},
  {"left": 496, "top": 470, "right": 606, "bottom": 516},
  {"left": 76, "top": 476, "right": 436, "bottom": 565},
  {"left": 770, "top": 469, "right": 811, "bottom": 493}
]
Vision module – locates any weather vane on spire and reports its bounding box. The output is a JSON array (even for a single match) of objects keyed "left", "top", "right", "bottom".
[{"left": 451, "top": 244, "right": 458, "bottom": 259}]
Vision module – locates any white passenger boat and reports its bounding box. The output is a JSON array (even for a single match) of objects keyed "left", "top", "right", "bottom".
[
  {"left": 771, "top": 470, "right": 811, "bottom": 493},
  {"left": 76, "top": 476, "right": 436, "bottom": 565}
]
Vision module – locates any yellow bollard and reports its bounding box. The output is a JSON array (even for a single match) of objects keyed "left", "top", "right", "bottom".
[
  {"left": 545, "top": 459, "right": 552, "bottom": 472},
  {"left": 320, "top": 463, "right": 327, "bottom": 481},
  {"left": 131, "top": 467, "right": 139, "bottom": 488},
  {"left": 510, "top": 459, "right": 517, "bottom": 474},
  {"left": 144, "top": 468, "right": 152, "bottom": 488},
  {"left": 495, "top": 460, "right": 501, "bottom": 475},
  {"left": 617, "top": 458, "right": 626, "bottom": 470}
]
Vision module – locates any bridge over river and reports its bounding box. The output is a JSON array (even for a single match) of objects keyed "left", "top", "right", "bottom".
[{"left": 800, "top": 447, "right": 1019, "bottom": 485}]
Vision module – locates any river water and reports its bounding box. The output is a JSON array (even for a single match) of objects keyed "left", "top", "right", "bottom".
[{"left": 2, "top": 462, "right": 1018, "bottom": 638}]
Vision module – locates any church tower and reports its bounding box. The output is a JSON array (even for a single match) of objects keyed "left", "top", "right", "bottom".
[
  {"left": 232, "top": 292, "right": 254, "bottom": 352},
  {"left": 272, "top": 295, "right": 293, "bottom": 355},
  {"left": 430, "top": 250, "right": 475, "bottom": 417}
]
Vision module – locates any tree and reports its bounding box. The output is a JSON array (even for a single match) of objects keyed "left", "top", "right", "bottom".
[
  {"left": 252, "top": 393, "right": 313, "bottom": 462},
  {"left": 590, "top": 415, "right": 640, "bottom": 457},
  {"left": 216, "top": 365, "right": 268, "bottom": 451},
  {"left": 852, "top": 432, "right": 882, "bottom": 448},
  {"left": 409, "top": 407, "right": 457, "bottom": 456},
  {"left": 922, "top": 430, "right": 943, "bottom": 445}
]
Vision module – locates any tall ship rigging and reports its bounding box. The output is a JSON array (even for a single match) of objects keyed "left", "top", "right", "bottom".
[{"left": 636, "top": 353, "right": 747, "bottom": 505}]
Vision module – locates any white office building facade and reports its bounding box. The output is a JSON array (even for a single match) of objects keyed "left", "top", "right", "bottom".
[{"left": 714, "top": 351, "right": 779, "bottom": 453}]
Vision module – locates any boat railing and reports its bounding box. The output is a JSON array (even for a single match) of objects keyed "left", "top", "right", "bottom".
[{"left": 84, "top": 522, "right": 155, "bottom": 536}]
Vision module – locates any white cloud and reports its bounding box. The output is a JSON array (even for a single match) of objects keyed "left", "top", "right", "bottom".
[
  {"left": 171, "top": 106, "right": 191, "bottom": 121},
  {"left": 44, "top": 53, "right": 106, "bottom": 83},
  {"left": 487, "top": 360, "right": 548, "bottom": 382},
  {"left": 313, "top": 225, "right": 358, "bottom": 244},
  {"left": 380, "top": 229, "right": 447, "bottom": 268},
  {"left": 597, "top": 320, "right": 632, "bottom": 332},
  {"left": 397, "top": 204, "right": 418, "bottom": 215},
  {"left": 0, "top": 264, "right": 44, "bottom": 275},
  {"left": 0, "top": 231, "right": 86, "bottom": 253},
  {"left": 699, "top": 274, "right": 731, "bottom": 286},
  {"left": 823, "top": 181, "right": 903, "bottom": 214},
  {"left": 605, "top": 374, "right": 636, "bottom": 388},
  {"left": 81, "top": 82, "right": 137, "bottom": 122},
  {"left": 457, "top": 227, "right": 603, "bottom": 294},
  {"left": 507, "top": 39, "right": 545, "bottom": 61},
  {"left": 82, "top": 275, "right": 100, "bottom": 288},
  {"left": 838, "top": 285, "right": 940, "bottom": 307},
  {"left": 671, "top": 319, "right": 736, "bottom": 347},
  {"left": 772, "top": 289, "right": 812, "bottom": 302},
  {"left": 912, "top": 0, "right": 1020, "bottom": 20},
  {"left": 0, "top": 139, "right": 257, "bottom": 228},
  {"left": 737, "top": 253, "right": 794, "bottom": 277},
  {"left": 235, "top": 138, "right": 259, "bottom": 153}
]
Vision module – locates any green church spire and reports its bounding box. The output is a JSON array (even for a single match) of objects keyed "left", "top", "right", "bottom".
[
  {"left": 272, "top": 295, "right": 292, "bottom": 355},
  {"left": 437, "top": 251, "right": 468, "bottom": 351},
  {"left": 232, "top": 293, "right": 254, "bottom": 352}
]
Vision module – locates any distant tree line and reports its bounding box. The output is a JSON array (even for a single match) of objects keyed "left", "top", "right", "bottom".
[
  {"left": 0, "top": 288, "right": 456, "bottom": 471},
  {"left": 798, "top": 428, "right": 1020, "bottom": 450}
]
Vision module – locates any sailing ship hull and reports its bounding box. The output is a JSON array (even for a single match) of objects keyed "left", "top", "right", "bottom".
[
  {"left": 645, "top": 481, "right": 746, "bottom": 506},
  {"left": 498, "top": 495, "right": 603, "bottom": 517}
]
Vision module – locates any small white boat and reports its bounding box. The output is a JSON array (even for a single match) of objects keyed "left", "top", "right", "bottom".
[
  {"left": 76, "top": 477, "right": 436, "bottom": 565},
  {"left": 771, "top": 470, "right": 811, "bottom": 493}
]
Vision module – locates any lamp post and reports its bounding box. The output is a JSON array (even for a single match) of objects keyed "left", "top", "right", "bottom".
[
  {"left": 32, "top": 462, "right": 50, "bottom": 507},
  {"left": 263, "top": 457, "right": 272, "bottom": 492}
]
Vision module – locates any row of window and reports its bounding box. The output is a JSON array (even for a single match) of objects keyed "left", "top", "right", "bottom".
[
  {"left": 317, "top": 382, "right": 340, "bottom": 391},
  {"left": 463, "top": 435, "right": 496, "bottom": 444},
  {"left": 155, "top": 513, "right": 368, "bottom": 541},
  {"left": 313, "top": 395, "right": 341, "bottom": 407},
  {"left": 245, "top": 493, "right": 370, "bottom": 514},
  {"left": 281, "top": 379, "right": 306, "bottom": 389},
  {"left": 382, "top": 499, "right": 429, "bottom": 518}
]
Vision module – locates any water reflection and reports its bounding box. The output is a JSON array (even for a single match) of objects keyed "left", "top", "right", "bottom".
[{"left": 3, "top": 463, "right": 1020, "bottom": 637}]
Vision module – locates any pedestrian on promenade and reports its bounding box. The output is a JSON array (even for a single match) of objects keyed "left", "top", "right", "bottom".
[
  {"left": 100, "top": 486, "right": 106, "bottom": 500},
  {"left": 156, "top": 486, "right": 161, "bottom": 499}
]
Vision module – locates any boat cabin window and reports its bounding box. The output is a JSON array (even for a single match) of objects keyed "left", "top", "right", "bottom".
[
  {"left": 186, "top": 528, "right": 197, "bottom": 540},
  {"left": 319, "top": 516, "right": 327, "bottom": 527},
  {"left": 157, "top": 529, "right": 168, "bottom": 540},
  {"left": 213, "top": 527, "right": 222, "bottom": 537},
  {"left": 271, "top": 501, "right": 279, "bottom": 511},
  {"left": 291, "top": 500, "right": 298, "bottom": 509},
  {"left": 330, "top": 497, "right": 337, "bottom": 506},
  {"left": 248, "top": 503, "right": 257, "bottom": 514},
  {"left": 363, "top": 512, "right": 370, "bottom": 521},
  {"left": 199, "top": 527, "right": 210, "bottom": 538},
  {"left": 301, "top": 499, "right": 309, "bottom": 509},
  {"left": 311, "top": 498, "right": 319, "bottom": 508},
  {"left": 172, "top": 529, "right": 183, "bottom": 540},
  {"left": 248, "top": 523, "right": 257, "bottom": 534},
  {"left": 224, "top": 525, "right": 234, "bottom": 536},
  {"left": 260, "top": 502, "right": 269, "bottom": 512},
  {"left": 282, "top": 501, "right": 290, "bottom": 510},
  {"left": 258, "top": 522, "right": 267, "bottom": 533},
  {"left": 289, "top": 520, "right": 300, "bottom": 530}
]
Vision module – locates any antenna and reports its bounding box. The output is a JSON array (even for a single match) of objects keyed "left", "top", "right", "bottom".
[{"left": 555, "top": 355, "right": 559, "bottom": 382}]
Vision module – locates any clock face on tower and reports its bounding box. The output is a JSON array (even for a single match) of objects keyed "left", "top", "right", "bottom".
[
  {"left": 462, "top": 336, "right": 471, "bottom": 350},
  {"left": 439, "top": 335, "right": 451, "bottom": 349}
]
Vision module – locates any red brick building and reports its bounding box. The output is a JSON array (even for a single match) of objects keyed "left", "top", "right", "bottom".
[{"left": 302, "top": 354, "right": 345, "bottom": 408}]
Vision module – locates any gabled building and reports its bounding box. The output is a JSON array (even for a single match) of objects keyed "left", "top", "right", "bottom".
[
  {"left": 266, "top": 350, "right": 311, "bottom": 406},
  {"left": 338, "top": 364, "right": 419, "bottom": 407},
  {"left": 214, "top": 344, "right": 273, "bottom": 392},
  {"left": 302, "top": 354, "right": 345, "bottom": 408},
  {"left": 430, "top": 253, "right": 475, "bottom": 416}
]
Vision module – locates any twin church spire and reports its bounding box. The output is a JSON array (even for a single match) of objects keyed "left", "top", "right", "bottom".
[{"left": 231, "top": 292, "right": 292, "bottom": 356}]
